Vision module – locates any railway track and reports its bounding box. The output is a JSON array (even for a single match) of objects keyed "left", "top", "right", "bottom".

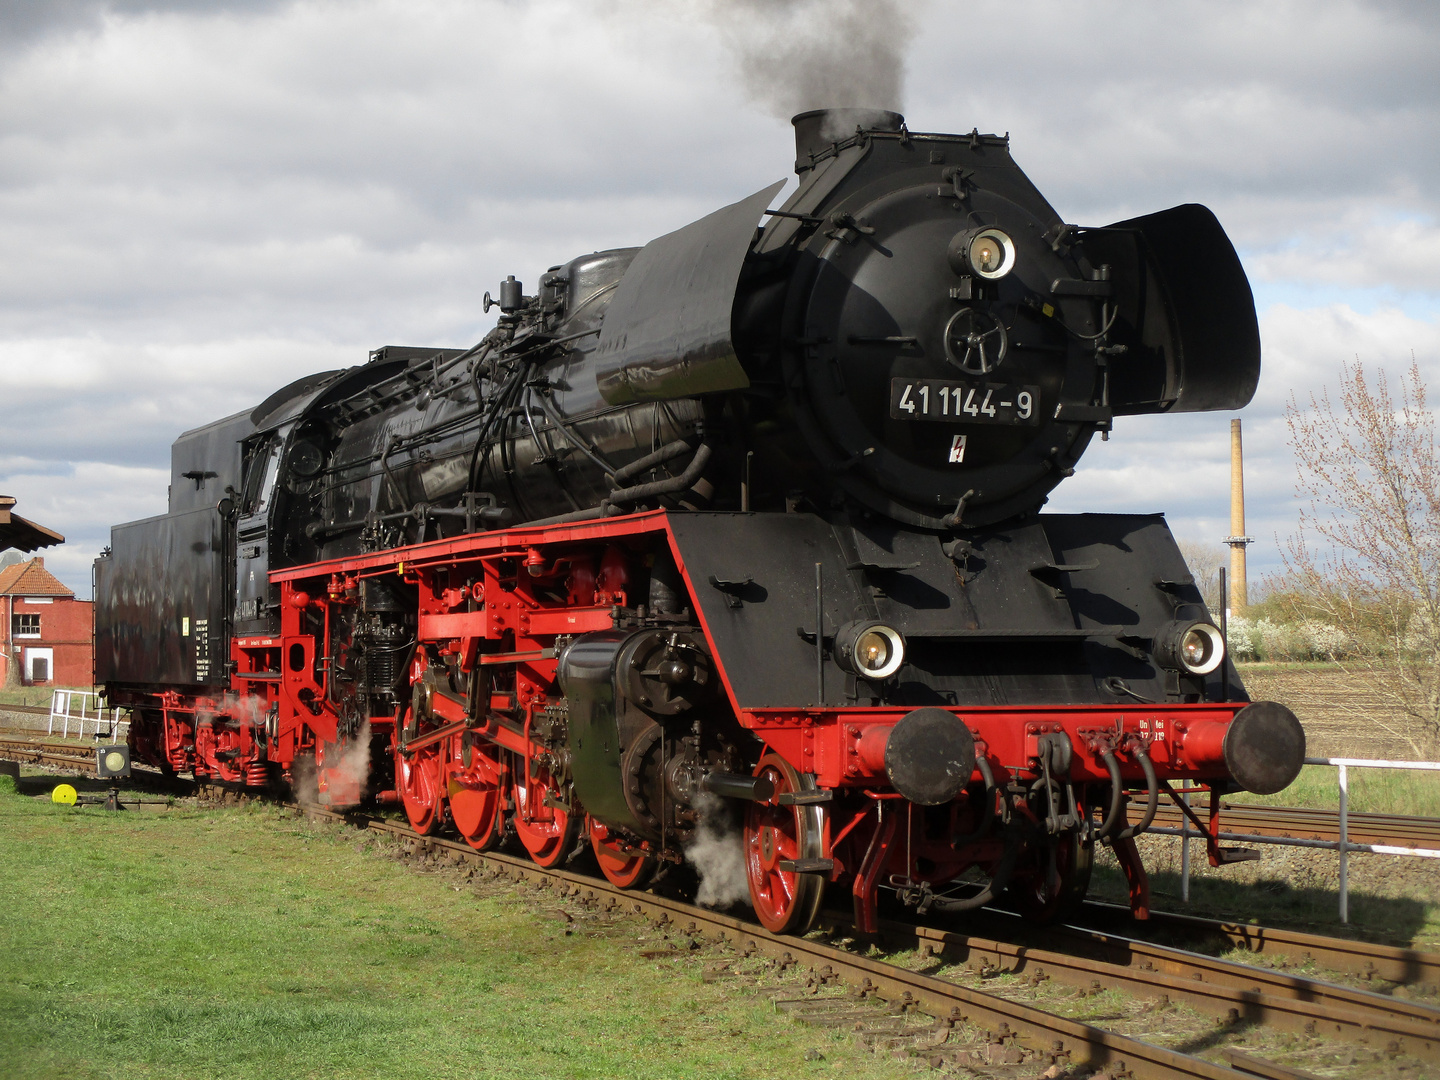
[
  {"left": 1151, "top": 802, "right": 1440, "bottom": 850},
  {"left": 1076, "top": 901, "right": 1440, "bottom": 988},
  {"left": 6, "top": 731, "right": 1436, "bottom": 1076},
  {"left": 288, "top": 801, "right": 1439, "bottom": 1080},
  {"left": 0, "top": 734, "right": 97, "bottom": 773},
  {"left": 886, "top": 910, "right": 1440, "bottom": 1058}
]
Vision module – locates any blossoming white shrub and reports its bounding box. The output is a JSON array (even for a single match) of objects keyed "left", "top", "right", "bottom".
[{"left": 1226, "top": 616, "right": 1258, "bottom": 661}]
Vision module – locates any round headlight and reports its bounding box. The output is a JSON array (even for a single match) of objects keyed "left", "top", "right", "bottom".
[
  {"left": 956, "top": 227, "right": 1016, "bottom": 280},
  {"left": 948, "top": 226, "right": 1019, "bottom": 281},
  {"left": 836, "top": 621, "right": 906, "bottom": 680},
  {"left": 1155, "top": 620, "right": 1225, "bottom": 676}
]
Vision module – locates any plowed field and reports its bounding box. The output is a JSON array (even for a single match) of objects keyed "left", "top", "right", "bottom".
[{"left": 1238, "top": 664, "right": 1428, "bottom": 760}]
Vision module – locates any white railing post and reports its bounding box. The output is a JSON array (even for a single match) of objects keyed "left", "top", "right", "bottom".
[
  {"left": 1148, "top": 757, "right": 1438, "bottom": 926},
  {"left": 1338, "top": 763, "right": 1349, "bottom": 924},
  {"left": 1180, "top": 789, "right": 1192, "bottom": 903},
  {"left": 46, "top": 688, "right": 122, "bottom": 741}
]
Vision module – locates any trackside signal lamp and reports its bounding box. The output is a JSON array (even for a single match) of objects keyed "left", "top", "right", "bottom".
[
  {"left": 96, "top": 744, "right": 131, "bottom": 779},
  {"left": 1153, "top": 620, "right": 1226, "bottom": 676},
  {"left": 836, "top": 621, "right": 907, "bottom": 680}
]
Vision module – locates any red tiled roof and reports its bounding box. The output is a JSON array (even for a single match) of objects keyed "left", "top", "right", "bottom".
[{"left": 0, "top": 557, "right": 73, "bottom": 598}]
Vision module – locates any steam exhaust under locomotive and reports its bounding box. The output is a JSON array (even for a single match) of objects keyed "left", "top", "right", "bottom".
[{"left": 95, "top": 108, "right": 1304, "bottom": 936}]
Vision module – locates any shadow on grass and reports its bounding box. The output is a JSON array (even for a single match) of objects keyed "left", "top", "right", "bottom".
[
  {"left": 5, "top": 772, "right": 177, "bottom": 809},
  {"left": 1090, "top": 863, "right": 1436, "bottom": 957}
]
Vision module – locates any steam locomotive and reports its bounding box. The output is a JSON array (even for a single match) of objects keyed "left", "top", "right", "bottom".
[{"left": 96, "top": 109, "right": 1305, "bottom": 934}]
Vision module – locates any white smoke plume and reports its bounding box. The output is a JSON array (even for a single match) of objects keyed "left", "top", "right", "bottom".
[
  {"left": 330, "top": 720, "right": 373, "bottom": 797},
  {"left": 705, "top": 0, "right": 923, "bottom": 120},
  {"left": 294, "top": 753, "right": 318, "bottom": 804},
  {"left": 293, "top": 720, "right": 371, "bottom": 806},
  {"left": 233, "top": 693, "right": 269, "bottom": 727},
  {"left": 686, "top": 794, "right": 751, "bottom": 908}
]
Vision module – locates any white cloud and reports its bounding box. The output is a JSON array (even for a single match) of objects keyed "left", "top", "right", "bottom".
[
  {"left": 1051, "top": 299, "right": 1440, "bottom": 583},
  {"left": 1, "top": 460, "right": 169, "bottom": 596},
  {"left": 0, "top": 0, "right": 1437, "bottom": 596}
]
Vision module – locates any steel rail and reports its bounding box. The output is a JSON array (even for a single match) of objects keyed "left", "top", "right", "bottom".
[
  {"left": 284, "top": 803, "right": 1325, "bottom": 1080},
  {"left": 1078, "top": 901, "right": 1440, "bottom": 987},
  {"left": 0, "top": 736, "right": 97, "bottom": 772},
  {"left": 860, "top": 912, "right": 1440, "bottom": 1062},
  {"left": 1151, "top": 803, "right": 1440, "bottom": 849},
  {"left": 1220, "top": 1047, "right": 1328, "bottom": 1080}
]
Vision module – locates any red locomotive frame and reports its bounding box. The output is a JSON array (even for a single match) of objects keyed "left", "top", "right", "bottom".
[{"left": 117, "top": 509, "right": 1254, "bottom": 933}]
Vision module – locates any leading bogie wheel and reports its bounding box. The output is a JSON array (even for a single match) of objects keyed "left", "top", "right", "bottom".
[{"left": 744, "top": 750, "right": 826, "bottom": 935}]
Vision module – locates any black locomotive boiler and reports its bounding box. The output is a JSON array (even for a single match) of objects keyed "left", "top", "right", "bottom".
[{"left": 96, "top": 109, "right": 1305, "bottom": 933}]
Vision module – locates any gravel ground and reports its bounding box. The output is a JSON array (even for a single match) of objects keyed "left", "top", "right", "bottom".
[
  {"left": 0, "top": 707, "right": 52, "bottom": 732},
  {"left": 0, "top": 705, "right": 119, "bottom": 738}
]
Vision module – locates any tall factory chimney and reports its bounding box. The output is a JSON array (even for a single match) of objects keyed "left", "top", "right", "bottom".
[{"left": 1224, "top": 418, "right": 1253, "bottom": 615}]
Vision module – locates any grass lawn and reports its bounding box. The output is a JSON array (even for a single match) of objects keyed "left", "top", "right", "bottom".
[
  {"left": 1237, "top": 762, "right": 1440, "bottom": 818},
  {"left": 0, "top": 774, "right": 912, "bottom": 1080}
]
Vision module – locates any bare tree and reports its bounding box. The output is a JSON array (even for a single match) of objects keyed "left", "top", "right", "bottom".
[
  {"left": 1176, "top": 539, "right": 1227, "bottom": 613},
  {"left": 1279, "top": 357, "right": 1440, "bottom": 756}
]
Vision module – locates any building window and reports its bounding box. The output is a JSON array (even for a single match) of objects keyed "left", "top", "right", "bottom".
[{"left": 13, "top": 614, "right": 40, "bottom": 637}]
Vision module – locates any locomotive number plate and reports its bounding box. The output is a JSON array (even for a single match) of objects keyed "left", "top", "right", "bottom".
[{"left": 889, "top": 379, "right": 1041, "bottom": 425}]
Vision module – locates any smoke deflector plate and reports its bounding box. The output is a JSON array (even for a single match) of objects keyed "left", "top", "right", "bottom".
[{"left": 595, "top": 181, "right": 784, "bottom": 405}]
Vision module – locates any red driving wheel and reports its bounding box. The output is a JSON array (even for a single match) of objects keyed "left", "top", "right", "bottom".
[
  {"left": 588, "top": 816, "right": 654, "bottom": 889},
  {"left": 395, "top": 715, "right": 444, "bottom": 835},
  {"left": 511, "top": 759, "right": 580, "bottom": 868},
  {"left": 448, "top": 734, "right": 507, "bottom": 852},
  {"left": 744, "top": 750, "right": 826, "bottom": 934}
]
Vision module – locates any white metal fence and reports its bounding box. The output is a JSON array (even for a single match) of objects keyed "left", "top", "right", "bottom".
[
  {"left": 1151, "top": 756, "right": 1440, "bottom": 923},
  {"left": 47, "top": 688, "right": 129, "bottom": 741}
]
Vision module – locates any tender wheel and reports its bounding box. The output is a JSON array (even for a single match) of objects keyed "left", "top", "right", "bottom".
[
  {"left": 395, "top": 728, "right": 444, "bottom": 835},
  {"left": 744, "top": 750, "right": 826, "bottom": 935},
  {"left": 588, "top": 816, "right": 655, "bottom": 889},
  {"left": 448, "top": 734, "right": 506, "bottom": 852},
  {"left": 1008, "top": 831, "right": 1093, "bottom": 922},
  {"left": 511, "top": 758, "right": 580, "bottom": 869}
]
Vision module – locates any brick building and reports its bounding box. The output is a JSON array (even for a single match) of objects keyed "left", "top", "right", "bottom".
[{"left": 1, "top": 557, "right": 93, "bottom": 687}]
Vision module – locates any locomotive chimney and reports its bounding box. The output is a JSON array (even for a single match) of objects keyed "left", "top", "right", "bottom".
[
  {"left": 792, "top": 108, "right": 904, "bottom": 174},
  {"left": 1224, "top": 418, "right": 1253, "bottom": 616}
]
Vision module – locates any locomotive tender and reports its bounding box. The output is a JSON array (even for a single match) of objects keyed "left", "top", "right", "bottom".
[{"left": 96, "top": 109, "right": 1305, "bottom": 933}]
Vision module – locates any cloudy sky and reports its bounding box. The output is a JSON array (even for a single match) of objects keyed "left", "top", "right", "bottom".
[{"left": 1, "top": 0, "right": 1437, "bottom": 596}]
